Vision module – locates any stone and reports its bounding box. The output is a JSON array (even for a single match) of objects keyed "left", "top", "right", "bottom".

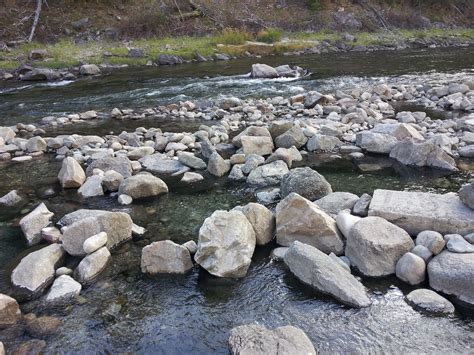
[
  {"left": 0, "top": 341, "right": 4, "bottom": 355},
  {"left": 396, "top": 252, "right": 426, "bottom": 285},
  {"left": 234, "top": 203, "right": 275, "bottom": 245},
  {"left": 229, "top": 324, "right": 316, "bottom": 355},
  {"left": 181, "top": 172, "right": 204, "bottom": 183},
  {"left": 25, "top": 136, "right": 47, "bottom": 153},
  {"left": 78, "top": 175, "right": 104, "bottom": 198},
  {"left": 411, "top": 245, "right": 432, "bottom": 262},
  {"left": 352, "top": 193, "right": 372, "bottom": 217},
  {"left": 195, "top": 210, "right": 256, "bottom": 278},
  {"left": 55, "top": 267, "right": 73, "bottom": 276},
  {"left": 242, "top": 154, "right": 265, "bottom": 175},
  {"left": 207, "top": 152, "right": 230, "bottom": 177},
  {"left": 372, "top": 123, "right": 424, "bottom": 141},
  {"left": 265, "top": 146, "right": 302, "bottom": 168},
  {"left": 415, "top": 231, "right": 446, "bottom": 255},
  {"left": 178, "top": 152, "right": 207, "bottom": 170},
  {"left": 12, "top": 340, "right": 46, "bottom": 355},
  {"left": 346, "top": 216, "right": 414, "bottom": 277},
  {"left": 459, "top": 183, "right": 474, "bottom": 209},
  {"left": 41, "top": 226, "right": 62, "bottom": 243},
  {"left": 118, "top": 174, "right": 168, "bottom": 199},
  {"left": 11, "top": 244, "right": 65, "bottom": 296},
  {"left": 307, "top": 134, "right": 342, "bottom": 152},
  {"left": 21, "top": 68, "right": 60, "bottom": 81},
  {"left": 79, "top": 64, "right": 100, "bottom": 75},
  {"left": 368, "top": 189, "right": 474, "bottom": 235},
  {"left": 60, "top": 210, "right": 133, "bottom": 254},
  {"left": 157, "top": 54, "right": 183, "bottom": 65},
  {"left": 141, "top": 240, "right": 193, "bottom": 274},
  {"left": 285, "top": 241, "right": 371, "bottom": 308},
  {"left": 0, "top": 190, "right": 22, "bottom": 207},
  {"left": 241, "top": 136, "right": 274, "bottom": 156},
  {"left": 83, "top": 232, "right": 108, "bottom": 254},
  {"left": 45, "top": 275, "right": 82, "bottom": 303},
  {"left": 356, "top": 131, "right": 398, "bottom": 154},
  {"left": 247, "top": 161, "right": 289, "bottom": 187},
  {"left": 314, "top": 192, "right": 359, "bottom": 217},
  {"left": 233, "top": 128, "right": 272, "bottom": 148},
  {"left": 0, "top": 127, "right": 15, "bottom": 142},
  {"left": 102, "top": 170, "right": 124, "bottom": 192},
  {"left": 75, "top": 247, "right": 111, "bottom": 284},
  {"left": 250, "top": 63, "right": 279, "bottom": 78},
  {"left": 182, "top": 240, "right": 198, "bottom": 254},
  {"left": 127, "top": 146, "right": 155, "bottom": 160},
  {"left": 445, "top": 234, "right": 474, "bottom": 253},
  {"left": 0, "top": 294, "right": 21, "bottom": 329},
  {"left": 406, "top": 289, "right": 455, "bottom": 315},
  {"left": 428, "top": 251, "right": 474, "bottom": 306},
  {"left": 86, "top": 157, "right": 132, "bottom": 178},
  {"left": 229, "top": 164, "right": 246, "bottom": 182},
  {"left": 275, "top": 125, "right": 307, "bottom": 149},
  {"left": 25, "top": 316, "right": 60, "bottom": 338},
  {"left": 465, "top": 233, "right": 474, "bottom": 244},
  {"left": 270, "top": 247, "right": 289, "bottom": 261},
  {"left": 280, "top": 167, "right": 332, "bottom": 201},
  {"left": 20, "top": 203, "right": 54, "bottom": 246},
  {"left": 118, "top": 194, "right": 133, "bottom": 205},
  {"left": 459, "top": 145, "right": 474, "bottom": 158},
  {"left": 58, "top": 157, "right": 86, "bottom": 188},
  {"left": 335, "top": 211, "right": 361, "bottom": 239},
  {"left": 276, "top": 193, "right": 344, "bottom": 255}
]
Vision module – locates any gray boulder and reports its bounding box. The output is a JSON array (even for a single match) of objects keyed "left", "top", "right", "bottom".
[
  {"left": 281, "top": 167, "right": 332, "bottom": 201},
  {"left": 141, "top": 240, "right": 193, "bottom": 274},
  {"left": 314, "top": 192, "right": 359, "bottom": 218},
  {"left": 79, "top": 64, "right": 100, "bottom": 75},
  {"left": 395, "top": 252, "right": 426, "bottom": 285},
  {"left": 406, "top": 289, "right": 455, "bottom": 315},
  {"left": 276, "top": 193, "right": 344, "bottom": 255},
  {"left": 250, "top": 63, "right": 279, "bottom": 78},
  {"left": 233, "top": 203, "right": 275, "bottom": 245},
  {"left": 241, "top": 136, "right": 274, "bottom": 156},
  {"left": 20, "top": 203, "right": 54, "bottom": 246},
  {"left": 352, "top": 193, "right": 372, "bottom": 217},
  {"left": 284, "top": 241, "right": 371, "bottom": 308},
  {"left": 207, "top": 152, "right": 231, "bottom": 177},
  {"left": 86, "top": 157, "right": 132, "bottom": 178},
  {"left": 307, "top": 134, "right": 342, "bottom": 152},
  {"left": 118, "top": 174, "right": 168, "bottom": 199},
  {"left": 26, "top": 136, "right": 47, "bottom": 152},
  {"left": 356, "top": 131, "right": 398, "bottom": 154},
  {"left": 229, "top": 323, "right": 316, "bottom": 355},
  {"left": 58, "top": 157, "right": 86, "bottom": 188},
  {"left": 178, "top": 152, "right": 207, "bottom": 170},
  {"left": 102, "top": 170, "right": 124, "bottom": 192},
  {"left": 275, "top": 125, "right": 307, "bottom": 149},
  {"left": 74, "top": 247, "right": 111, "bottom": 284},
  {"left": 78, "top": 175, "right": 104, "bottom": 198},
  {"left": 247, "top": 160, "right": 289, "bottom": 187},
  {"left": 445, "top": 234, "right": 474, "bottom": 253},
  {"left": 45, "top": 275, "right": 82, "bottom": 303},
  {"left": 346, "top": 216, "right": 414, "bottom": 277},
  {"left": 459, "top": 183, "right": 474, "bottom": 209}
]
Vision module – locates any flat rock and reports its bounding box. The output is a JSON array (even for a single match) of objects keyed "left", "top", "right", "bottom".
[
  {"left": 139, "top": 154, "right": 186, "bottom": 174},
  {"left": 314, "top": 192, "right": 358, "bottom": 218},
  {"left": 86, "top": 157, "right": 132, "bottom": 178},
  {"left": 406, "top": 289, "right": 455, "bottom": 315},
  {"left": 19, "top": 203, "right": 54, "bottom": 246},
  {"left": 74, "top": 247, "right": 111, "bottom": 284}
]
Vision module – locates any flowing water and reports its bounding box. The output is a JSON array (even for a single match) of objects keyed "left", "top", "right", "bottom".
[{"left": 0, "top": 47, "right": 473, "bottom": 353}]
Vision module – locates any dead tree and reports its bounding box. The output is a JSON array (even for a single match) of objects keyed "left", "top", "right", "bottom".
[{"left": 28, "top": 0, "right": 42, "bottom": 43}]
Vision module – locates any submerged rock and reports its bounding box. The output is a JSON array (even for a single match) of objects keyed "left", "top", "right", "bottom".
[
  {"left": 74, "top": 247, "right": 111, "bottom": 284},
  {"left": 280, "top": 167, "right": 332, "bottom": 201},
  {"left": 229, "top": 323, "right": 316, "bottom": 355},
  {"left": 284, "top": 241, "right": 371, "bottom": 308},
  {"left": 195, "top": 210, "right": 256, "bottom": 278},
  {"left": 406, "top": 289, "right": 455, "bottom": 315},
  {"left": 276, "top": 193, "right": 344, "bottom": 255},
  {"left": 20, "top": 203, "right": 54, "bottom": 246},
  {"left": 141, "top": 240, "right": 193, "bottom": 274},
  {"left": 25, "top": 316, "right": 61, "bottom": 339}
]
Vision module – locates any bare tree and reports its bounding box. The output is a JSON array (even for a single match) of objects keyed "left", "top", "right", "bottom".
[{"left": 28, "top": 0, "right": 42, "bottom": 42}]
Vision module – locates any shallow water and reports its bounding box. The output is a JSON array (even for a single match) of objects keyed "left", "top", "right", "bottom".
[{"left": 0, "top": 47, "right": 473, "bottom": 353}]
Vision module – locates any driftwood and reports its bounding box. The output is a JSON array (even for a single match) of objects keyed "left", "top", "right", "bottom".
[{"left": 28, "top": 0, "right": 42, "bottom": 42}]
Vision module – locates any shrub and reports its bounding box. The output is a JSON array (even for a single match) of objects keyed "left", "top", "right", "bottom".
[
  {"left": 308, "top": 0, "right": 324, "bottom": 11},
  {"left": 256, "top": 28, "right": 282, "bottom": 43},
  {"left": 218, "top": 28, "right": 251, "bottom": 45}
]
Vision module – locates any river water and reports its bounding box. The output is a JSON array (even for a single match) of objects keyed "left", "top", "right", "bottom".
[{"left": 0, "top": 47, "right": 473, "bottom": 353}]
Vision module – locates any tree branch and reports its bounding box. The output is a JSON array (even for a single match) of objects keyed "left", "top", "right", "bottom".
[{"left": 28, "top": 0, "right": 42, "bottom": 43}]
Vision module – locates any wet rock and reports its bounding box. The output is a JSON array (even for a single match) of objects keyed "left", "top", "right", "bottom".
[
  {"left": 207, "top": 152, "right": 231, "bottom": 177},
  {"left": 58, "top": 157, "right": 86, "bottom": 188},
  {"left": 86, "top": 157, "right": 132, "bottom": 178},
  {"left": 459, "top": 182, "right": 474, "bottom": 209},
  {"left": 352, "top": 193, "right": 372, "bottom": 217},
  {"left": 118, "top": 174, "right": 168, "bottom": 199},
  {"left": 79, "top": 64, "right": 100, "bottom": 75},
  {"left": 247, "top": 161, "right": 289, "bottom": 187},
  {"left": 74, "top": 247, "right": 111, "bottom": 284},
  {"left": 270, "top": 247, "right": 289, "bottom": 261},
  {"left": 141, "top": 240, "right": 193, "bottom": 274},
  {"left": 0, "top": 294, "right": 21, "bottom": 329},
  {"left": 195, "top": 210, "right": 256, "bottom": 278},
  {"left": 45, "top": 275, "right": 82, "bottom": 303},
  {"left": 78, "top": 175, "right": 104, "bottom": 198},
  {"left": 25, "top": 316, "right": 60, "bottom": 338},
  {"left": 60, "top": 210, "right": 132, "bottom": 254},
  {"left": 396, "top": 252, "right": 426, "bottom": 285},
  {"left": 346, "top": 216, "right": 414, "bottom": 277},
  {"left": 275, "top": 125, "right": 307, "bottom": 149},
  {"left": 280, "top": 167, "right": 332, "bottom": 201},
  {"left": 20, "top": 203, "right": 54, "bottom": 246},
  {"left": 229, "top": 324, "right": 316, "bottom": 355},
  {"left": 83, "top": 232, "right": 108, "bottom": 254},
  {"left": 445, "top": 234, "right": 474, "bottom": 253},
  {"left": 102, "top": 170, "right": 124, "bottom": 192},
  {"left": 12, "top": 339, "right": 46, "bottom": 355},
  {"left": 356, "top": 131, "right": 398, "bottom": 154},
  {"left": 314, "top": 192, "right": 358, "bottom": 218},
  {"left": 428, "top": 251, "right": 474, "bottom": 307},
  {"left": 406, "top": 289, "right": 455, "bottom": 315},
  {"left": 285, "top": 241, "right": 371, "bottom": 308},
  {"left": 234, "top": 203, "right": 275, "bottom": 245},
  {"left": 178, "top": 152, "right": 207, "bottom": 170},
  {"left": 250, "top": 63, "right": 279, "bottom": 78},
  {"left": 276, "top": 193, "right": 344, "bottom": 255},
  {"left": 11, "top": 244, "right": 65, "bottom": 296},
  {"left": 368, "top": 189, "right": 474, "bottom": 235},
  {"left": 0, "top": 190, "right": 22, "bottom": 207}
]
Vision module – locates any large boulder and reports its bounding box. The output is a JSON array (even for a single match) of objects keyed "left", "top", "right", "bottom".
[
  {"left": 284, "top": 241, "right": 371, "bottom": 308},
  {"left": 0, "top": 294, "right": 21, "bottom": 329},
  {"left": 86, "top": 157, "right": 132, "bottom": 178},
  {"left": 78, "top": 175, "right": 104, "bottom": 198},
  {"left": 118, "top": 174, "right": 168, "bottom": 199},
  {"left": 280, "top": 167, "right": 332, "bottom": 201},
  {"left": 139, "top": 154, "right": 187, "bottom": 174},
  {"left": 11, "top": 244, "right": 65, "bottom": 297},
  {"left": 26, "top": 136, "right": 47, "bottom": 152},
  {"left": 233, "top": 203, "right": 275, "bottom": 245},
  {"left": 79, "top": 64, "right": 100, "bottom": 75},
  {"left": 141, "top": 240, "right": 193, "bottom": 274},
  {"left": 232, "top": 126, "right": 272, "bottom": 148},
  {"left": 250, "top": 63, "right": 279, "bottom": 79},
  {"left": 60, "top": 210, "right": 133, "bottom": 255},
  {"left": 459, "top": 183, "right": 474, "bottom": 209},
  {"left": 346, "top": 216, "right": 414, "bottom": 277},
  {"left": 74, "top": 247, "right": 111, "bottom": 284},
  {"left": 275, "top": 125, "right": 307, "bottom": 149},
  {"left": 195, "top": 210, "right": 256, "bottom": 278},
  {"left": 207, "top": 152, "right": 231, "bottom": 177},
  {"left": 372, "top": 123, "right": 424, "bottom": 141},
  {"left": 247, "top": 160, "right": 289, "bottom": 187},
  {"left": 314, "top": 192, "right": 359, "bottom": 218},
  {"left": 356, "top": 131, "right": 398, "bottom": 154},
  {"left": 406, "top": 289, "right": 455, "bottom": 315},
  {"left": 428, "top": 251, "right": 474, "bottom": 307},
  {"left": 276, "top": 193, "right": 344, "bottom": 255},
  {"left": 229, "top": 324, "right": 316, "bottom": 355},
  {"left": 368, "top": 189, "right": 474, "bottom": 235},
  {"left": 45, "top": 275, "right": 82, "bottom": 303},
  {"left": 19, "top": 203, "right": 54, "bottom": 246},
  {"left": 58, "top": 157, "right": 86, "bottom": 188},
  {"left": 241, "top": 136, "right": 274, "bottom": 156}
]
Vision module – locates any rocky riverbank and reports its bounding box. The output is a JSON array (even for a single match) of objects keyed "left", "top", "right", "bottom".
[{"left": 0, "top": 67, "right": 473, "bottom": 353}]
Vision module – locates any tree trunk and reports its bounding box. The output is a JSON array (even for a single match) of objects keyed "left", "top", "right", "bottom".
[{"left": 28, "top": 0, "right": 42, "bottom": 43}]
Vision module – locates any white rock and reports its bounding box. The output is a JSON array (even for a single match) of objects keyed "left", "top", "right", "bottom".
[{"left": 83, "top": 232, "right": 108, "bottom": 254}]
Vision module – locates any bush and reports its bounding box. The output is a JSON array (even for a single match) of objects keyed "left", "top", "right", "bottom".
[
  {"left": 308, "top": 0, "right": 324, "bottom": 11},
  {"left": 218, "top": 28, "right": 251, "bottom": 45},
  {"left": 256, "top": 28, "right": 282, "bottom": 43}
]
